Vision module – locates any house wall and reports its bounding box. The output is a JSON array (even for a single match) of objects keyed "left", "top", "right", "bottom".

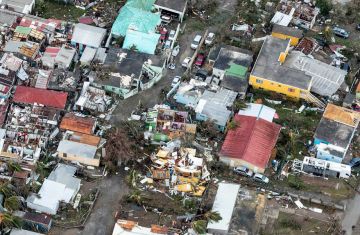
[
  {"left": 219, "top": 156, "right": 265, "bottom": 173},
  {"left": 58, "top": 152, "right": 100, "bottom": 167},
  {"left": 249, "top": 74, "right": 303, "bottom": 99},
  {"left": 271, "top": 32, "right": 300, "bottom": 46},
  {"left": 27, "top": 201, "right": 58, "bottom": 215}
]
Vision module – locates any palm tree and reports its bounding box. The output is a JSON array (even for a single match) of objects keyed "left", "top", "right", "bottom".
[
  {"left": 232, "top": 100, "right": 248, "bottom": 113},
  {"left": 126, "top": 170, "right": 139, "bottom": 188},
  {"left": 192, "top": 220, "right": 207, "bottom": 234},
  {"left": 203, "top": 211, "right": 222, "bottom": 222},
  {"left": 128, "top": 190, "right": 146, "bottom": 206},
  {"left": 4, "top": 196, "right": 20, "bottom": 212},
  {"left": 0, "top": 183, "right": 14, "bottom": 198},
  {"left": 0, "top": 212, "right": 22, "bottom": 229},
  {"left": 8, "top": 162, "right": 21, "bottom": 173}
]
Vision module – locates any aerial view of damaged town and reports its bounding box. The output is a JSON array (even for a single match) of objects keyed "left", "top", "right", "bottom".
[{"left": 0, "top": 0, "right": 359, "bottom": 234}]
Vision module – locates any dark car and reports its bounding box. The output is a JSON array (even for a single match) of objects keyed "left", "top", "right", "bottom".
[
  {"left": 350, "top": 158, "right": 360, "bottom": 168},
  {"left": 356, "top": 24, "right": 360, "bottom": 31},
  {"left": 194, "top": 53, "right": 205, "bottom": 67},
  {"left": 195, "top": 69, "right": 209, "bottom": 81}
]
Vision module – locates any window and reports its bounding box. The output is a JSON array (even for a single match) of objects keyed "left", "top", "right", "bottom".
[
  {"left": 278, "top": 84, "right": 282, "bottom": 87},
  {"left": 288, "top": 88, "right": 295, "bottom": 92},
  {"left": 63, "top": 153, "right": 67, "bottom": 158},
  {"left": 256, "top": 79, "right": 263, "bottom": 84}
]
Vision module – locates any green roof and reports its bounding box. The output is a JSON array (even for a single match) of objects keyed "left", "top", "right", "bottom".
[
  {"left": 123, "top": 29, "right": 160, "bottom": 54},
  {"left": 225, "top": 63, "right": 248, "bottom": 79},
  {"left": 14, "top": 26, "right": 32, "bottom": 35},
  {"left": 126, "top": 0, "right": 155, "bottom": 11}
]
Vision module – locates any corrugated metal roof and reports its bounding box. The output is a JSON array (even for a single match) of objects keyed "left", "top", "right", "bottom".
[
  {"left": 220, "top": 115, "right": 281, "bottom": 170},
  {"left": 323, "top": 103, "right": 360, "bottom": 127},
  {"left": 60, "top": 113, "right": 96, "bottom": 135},
  {"left": 238, "top": 103, "right": 276, "bottom": 122},
  {"left": 13, "top": 86, "right": 68, "bottom": 109},
  {"left": 71, "top": 23, "right": 106, "bottom": 48},
  {"left": 57, "top": 140, "right": 97, "bottom": 159}
]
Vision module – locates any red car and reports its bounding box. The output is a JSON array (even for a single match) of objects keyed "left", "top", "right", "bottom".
[
  {"left": 160, "top": 28, "right": 168, "bottom": 41},
  {"left": 195, "top": 53, "right": 205, "bottom": 67}
]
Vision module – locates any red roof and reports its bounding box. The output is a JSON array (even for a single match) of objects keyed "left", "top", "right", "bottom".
[
  {"left": 13, "top": 86, "right": 68, "bottom": 109},
  {"left": 220, "top": 115, "right": 281, "bottom": 170}
]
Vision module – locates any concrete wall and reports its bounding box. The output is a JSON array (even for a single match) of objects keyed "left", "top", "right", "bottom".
[
  {"left": 249, "top": 74, "right": 303, "bottom": 99},
  {"left": 58, "top": 152, "right": 100, "bottom": 167},
  {"left": 220, "top": 155, "right": 266, "bottom": 173}
]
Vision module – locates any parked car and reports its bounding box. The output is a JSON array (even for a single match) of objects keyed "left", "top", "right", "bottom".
[
  {"left": 194, "top": 53, "right": 205, "bottom": 67},
  {"left": 182, "top": 57, "right": 191, "bottom": 68},
  {"left": 159, "top": 28, "right": 167, "bottom": 41},
  {"left": 253, "top": 173, "right": 269, "bottom": 184},
  {"left": 195, "top": 69, "right": 209, "bottom": 81},
  {"left": 356, "top": 24, "right": 360, "bottom": 31},
  {"left": 168, "top": 30, "right": 176, "bottom": 41},
  {"left": 164, "top": 40, "right": 171, "bottom": 49},
  {"left": 333, "top": 27, "right": 350, "bottom": 39},
  {"left": 191, "top": 35, "right": 202, "bottom": 49},
  {"left": 233, "top": 166, "right": 254, "bottom": 177},
  {"left": 171, "top": 76, "right": 181, "bottom": 87},
  {"left": 205, "top": 32, "right": 215, "bottom": 45},
  {"left": 161, "top": 15, "right": 172, "bottom": 24},
  {"left": 350, "top": 158, "right": 360, "bottom": 168},
  {"left": 172, "top": 45, "right": 180, "bottom": 57}
]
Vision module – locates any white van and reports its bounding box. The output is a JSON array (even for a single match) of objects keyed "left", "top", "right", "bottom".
[{"left": 191, "top": 35, "right": 202, "bottom": 49}]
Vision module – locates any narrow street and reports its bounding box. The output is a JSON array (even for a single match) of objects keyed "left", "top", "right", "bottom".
[{"left": 342, "top": 191, "right": 360, "bottom": 235}]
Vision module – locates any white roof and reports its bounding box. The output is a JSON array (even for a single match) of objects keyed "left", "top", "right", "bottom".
[
  {"left": 55, "top": 45, "right": 76, "bottom": 68},
  {"left": 27, "top": 179, "right": 66, "bottom": 214},
  {"left": 10, "top": 229, "right": 44, "bottom": 235},
  {"left": 80, "top": 47, "right": 97, "bottom": 64},
  {"left": 271, "top": 10, "right": 294, "bottom": 26},
  {"left": 57, "top": 140, "right": 97, "bottom": 159},
  {"left": 71, "top": 23, "right": 106, "bottom": 48},
  {"left": 207, "top": 183, "right": 240, "bottom": 233},
  {"left": 238, "top": 103, "right": 276, "bottom": 122}
]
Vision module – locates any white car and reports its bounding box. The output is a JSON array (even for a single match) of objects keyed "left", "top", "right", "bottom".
[
  {"left": 205, "top": 32, "right": 215, "bottom": 45},
  {"left": 161, "top": 15, "right": 172, "bottom": 24},
  {"left": 182, "top": 57, "right": 191, "bottom": 68},
  {"left": 253, "top": 173, "right": 269, "bottom": 184},
  {"left": 168, "top": 30, "right": 176, "bottom": 41},
  {"left": 234, "top": 166, "right": 254, "bottom": 177},
  {"left": 191, "top": 35, "right": 202, "bottom": 49},
  {"left": 172, "top": 45, "right": 180, "bottom": 57},
  {"left": 171, "top": 76, "right": 181, "bottom": 87}
]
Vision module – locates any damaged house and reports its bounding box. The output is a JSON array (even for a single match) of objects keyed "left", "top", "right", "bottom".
[
  {"left": 0, "top": 104, "right": 61, "bottom": 164},
  {"left": 195, "top": 89, "right": 237, "bottom": 132},
  {"left": 271, "top": 0, "right": 319, "bottom": 29},
  {"left": 314, "top": 104, "right": 360, "bottom": 163},
  {"left": 75, "top": 82, "right": 112, "bottom": 114},
  {"left": 145, "top": 107, "right": 196, "bottom": 143},
  {"left": 94, "top": 48, "right": 165, "bottom": 99}
]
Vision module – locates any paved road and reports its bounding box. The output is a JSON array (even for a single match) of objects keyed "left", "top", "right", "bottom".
[
  {"left": 80, "top": 173, "right": 129, "bottom": 235},
  {"left": 342, "top": 191, "right": 360, "bottom": 235}
]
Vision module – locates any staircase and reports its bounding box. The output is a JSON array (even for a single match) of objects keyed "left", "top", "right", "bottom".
[{"left": 300, "top": 91, "right": 326, "bottom": 108}]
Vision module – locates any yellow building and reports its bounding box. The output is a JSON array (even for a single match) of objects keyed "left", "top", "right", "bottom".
[
  {"left": 271, "top": 24, "right": 303, "bottom": 46},
  {"left": 250, "top": 36, "right": 312, "bottom": 100}
]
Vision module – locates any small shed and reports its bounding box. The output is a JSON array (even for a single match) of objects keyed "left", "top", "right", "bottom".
[{"left": 71, "top": 23, "right": 106, "bottom": 50}]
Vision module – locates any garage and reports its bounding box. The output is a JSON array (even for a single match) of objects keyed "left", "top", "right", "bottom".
[{"left": 153, "top": 0, "right": 188, "bottom": 22}]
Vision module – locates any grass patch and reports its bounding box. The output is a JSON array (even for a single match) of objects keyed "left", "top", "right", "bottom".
[
  {"left": 268, "top": 212, "right": 333, "bottom": 235},
  {"left": 287, "top": 175, "right": 307, "bottom": 190},
  {"left": 35, "top": 0, "right": 85, "bottom": 21}
]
